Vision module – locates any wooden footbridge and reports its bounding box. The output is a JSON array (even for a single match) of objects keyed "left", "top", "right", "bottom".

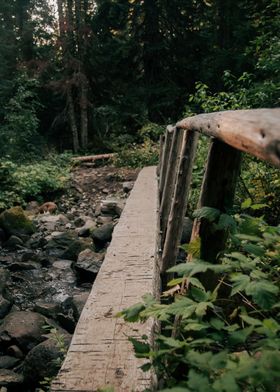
[{"left": 52, "top": 109, "right": 280, "bottom": 392}]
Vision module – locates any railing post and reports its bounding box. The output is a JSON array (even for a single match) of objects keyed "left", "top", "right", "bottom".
[
  {"left": 188, "top": 138, "right": 242, "bottom": 289},
  {"left": 161, "top": 129, "right": 198, "bottom": 274},
  {"left": 160, "top": 126, "right": 184, "bottom": 245},
  {"left": 159, "top": 126, "right": 174, "bottom": 201}
]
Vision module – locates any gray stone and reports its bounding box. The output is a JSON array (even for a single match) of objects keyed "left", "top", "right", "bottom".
[
  {"left": 0, "top": 296, "right": 12, "bottom": 319},
  {"left": 22, "top": 335, "right": 71, "bottom": 386},
  {"left": 0, "top": 369, "right": 24, "bottom": 388},
  {"left": 78, "top": 219, "right": 97, "bottom": 237},
  {"left": 72, "top": 292, "right": 90, "bottom": 320},
  {"left": 74, "top": 249, "right": 104, "bottom": 278},
  {"left": 122, "top": 181, "right": 134, "bottom": 193},
  {"left": 8, "top": 262, "right": 38, "bottom": 272},
  {"left": 34, "top": 302, "right": 60, "bottom": 319},
  {"left": 0, "top": 356, "right": 20, "bottom": 370},
  {"left": 0, "top": 269, "right": 9, "bottom": 295},
  {"left": 74, "top": 217, "right": 86, "bottom": 227},
  {"left": 4, "top": 236, "right": 23, "bottom": 250},
  {"left": 7, "top": 345, "right": 24, "bottom": 359},
  {"left": 92, "top": 223, "right": 114, "bottom": 249},
  {"left": 100, "top": 199, "right": 124, "bottom": 217},
  {"left": 0, "top": 311, "right": 46, "bottom": 352},
  {"left": 37, "top": 214, "right": 69, "bottom": 231},
  {"left": 96, "top": 215, "right": 113, "bottom": 225},
  {"left": 45, "top": 231, "right": 92, "bottom": 260}
]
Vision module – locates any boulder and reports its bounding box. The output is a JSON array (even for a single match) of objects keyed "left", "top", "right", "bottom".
[
  {"left": 37, "top": 214, "right": 69, "bottom": 231},
  {"left": 45, "top": 231, "right": 93, "bottom": 260},
  {"left": 100, "top": 199, "right": 124, "bottom": 217},
  {"left": 0, "top": 356, "right": 20, "bottom": 370},
  {"left": 92, "top": 223, "right": 114, "bottom": 249},
  {"left": 0, "top": 369, "right": 23, "bottom": 389},
  {"left": 34, "top": 302, "right": 60, "bottom": 320},
  {"left": 0, "top": 229, "right": 6, "bottom": 243},
  {"left": 72, "top": 292, "right": 90, "bottom": 320},
  {"left": 96, "top": 215, "right": 113, "bottom": 225},
  {"left": 0, "top": 207, "right": 35, "bottom": 237},
  {"left": 74, "top": 249, "right": 104, "bottom": 281},
  {"left": 0, "top": 296, "right": 12, "bottom": 319},
  {"left": 77, "top": 219, "right": 97, "bottom": 237},
  {"left": 4, "top": 236, "right": 24, "bottom": 250},
  {"left": 0, "top": 269, "right": 10, "bottom": 295},
  {"left": 22, "top": 334, "right": 71, "bottom": 386},
  {"left": 0, "top": 311, "right": 46, "bottom": 352},
  {"left": 122, "top": 181, "right": 134, "bottom": 193}
]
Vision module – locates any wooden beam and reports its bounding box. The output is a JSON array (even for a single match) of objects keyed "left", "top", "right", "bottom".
[
  {"left": 161, "top": 130, "right": 198, "bottom": 274},
  {"left": 176, "top": 109, "right": 280, "bottom": 167},
  {"left": 159, "top": 126, "right": 174, "bottom": 200}
]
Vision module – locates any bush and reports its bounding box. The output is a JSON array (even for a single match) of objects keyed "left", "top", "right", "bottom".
[
  {"left": 120, "top": 212, "right": 280, "bottom": 391},
  {"left": 0, "top": 155, "right": 71, "bottom": 210},
  {"left": 113, "top": 140, "right": 159, "bottom": 168}
]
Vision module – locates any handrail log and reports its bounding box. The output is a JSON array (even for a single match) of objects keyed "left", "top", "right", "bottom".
[{"left": 176, "top": 108, "right": 280, "bottom": 167}]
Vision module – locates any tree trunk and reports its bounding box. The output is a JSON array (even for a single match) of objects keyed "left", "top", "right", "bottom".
[
  {"left": 67, "top": 89, "right": 80, "bottom": 153},
  {"left": 80, "top": 75, "right": 88, "bottom": 150}
]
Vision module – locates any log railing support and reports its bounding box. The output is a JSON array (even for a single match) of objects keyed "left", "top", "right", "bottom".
[{"left": 159, "top": 126, "right": 174, "bottom": 201}]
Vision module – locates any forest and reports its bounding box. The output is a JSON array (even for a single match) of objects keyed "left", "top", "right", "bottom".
[{"left": 0, "top": 0, "right": 279, "bottom": 391}]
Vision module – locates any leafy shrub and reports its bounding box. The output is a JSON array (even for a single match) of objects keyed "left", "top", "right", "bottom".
[
  {"left": 0, "top": 155, "right": 71, "bottom": 210},
  {"left": 113, "top": 140, "right": 159, "bottom": 168},
  {"left": 120, "top": 212, "right": 280, "bottom": 391}
]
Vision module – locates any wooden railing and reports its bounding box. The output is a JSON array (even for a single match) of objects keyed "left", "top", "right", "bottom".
[{"left": 158, "top": 108, "right": 280, "bottom": 278}]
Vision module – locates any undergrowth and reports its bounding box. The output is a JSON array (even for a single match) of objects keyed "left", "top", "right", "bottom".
[
  {"left": 119, "top": 209, "right": 280, "bottom": 391},
  {"left": 0, "top": 154, "right": 71, "bottom": 210}
]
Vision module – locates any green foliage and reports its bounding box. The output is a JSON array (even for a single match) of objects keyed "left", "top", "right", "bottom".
[
  {"left": 0, "top": 73, "right": 44, "bottom": 161},
  {"left": 0, "top": 154, "right": 71, "bottom": 210},
  {"left": 113, "top": 140, "right": 159, "bottom": 169},
  {"left": 120, "top": 214, "right": 280, "bottom": 391}
]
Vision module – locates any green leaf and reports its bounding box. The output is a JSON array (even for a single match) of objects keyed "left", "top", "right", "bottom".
[
  {"left": 250, "top": 203, "right": 268, "bottom": 210},
  {"left": 129, "top": 337, "right": 150, "bottom": 357},
  {"left": 246, "top": 281, "right": 279, "bottom": 309},
  {"left": 188, "top": 277, "right": 205, "bottom": 291},
  {"left": 213, "top": 373, "right": 240, "bottom": 392},
  {"left": 214, "top": 214, "right": 236, "bottom": 231},
  {"left": 117, "top": 302, "right": 145, "bottom": 322},
  {"left": 187, "top": 370, "right": 211, "bottom": 391},
  {"left": 193, "top": 207, "right": 220, "bottom": 222},
  {"left": 230, "top": 273, "right": 250, "bottom": 296},
  {"left": 229, "top": 326, "right": 254, "bottom": 345},
  {"left": 190, "top": 287, "right": 208, "bottom": 302},
  {"left": 241, "top": 198, "right": 252, "bottom": 209},
  {"left": 210, "top": 318, "right": 225, "bottom": 330},
  {"left": 240, "top": 314, "right": 262, "bottom": 326},
  {"left": 140, "top": 362, "right": 151, "bottom": 372},
  {"left": 195, "top": 301, "right": 214, "bottom": 317},
  {"left": 182, "top": 238, "right": 201, "bottom": 258},
  {"left": 243, "top": 243, "right": 265, "bottom": 256}
]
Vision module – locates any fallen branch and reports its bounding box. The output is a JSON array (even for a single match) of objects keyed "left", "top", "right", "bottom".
[{"left": 72, "top": 153, "right": 116, "bottom": 163}]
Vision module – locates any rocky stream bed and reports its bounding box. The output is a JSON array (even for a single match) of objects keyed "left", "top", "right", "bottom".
[{"left": 0, "top": 165, "right": 139, "bottom": 392}]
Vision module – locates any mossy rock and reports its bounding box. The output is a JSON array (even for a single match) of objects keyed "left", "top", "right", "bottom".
[{"left": 0, "top": 207, "right": 35, "bottom": 237}]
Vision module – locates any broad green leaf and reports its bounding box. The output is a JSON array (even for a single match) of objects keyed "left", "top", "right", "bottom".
[
  {"left": 193, "top": 207, "right": 220, "bottom": 222},
  {"left": 243, "top": 243, "right": 265, "bottom": 256},
  {"left": 188, "top": 277, "right": 205, "bottom": 291},
  {"left": 184, "top": 322, "right": 209, "bottom": 331},
  {"left": 230, "top": 273, "right": 250, "bottom": 296},
  {"left": 195, "top": 301, "right": 214, "bottom": 317},
  {"left": 117, "top": 302, "right": 145, "bottom": 322},
  {"left": 240, "top": 314, "right": 262, "bottom": 326},
  {"left": 246, "top": 280, "right": 279, "bottom": 309},
  {"left": 191, "top": 287, "right": 208, "bottom": 302},
  {"left": 250, "top": 203, "right": 268, "bottom": 210},
  {"left": 182, "top": 238, "right": 201, "bottom": 258},
  {"left": 187, "top": 370, "right": 211, "bottom": 391},
  {"left": 241, "top": 198, "right": 252, "bottom": 209},
  {"left": 129, "top": 337, "right": 150, "bottom": 357},
  {"left": 210, "top": 318, "right": 225, "bottom": 330},
  {"left": 228, "top": 326, "right": 254, "bottom": 345},
  {"left": 214, "top": 214, "right": 236, "bottom": 231},
  {"left": 213, "top": 373, "right": 240, "bottom": 392},
  {"left": 167, "top": 277, "right": 184, "bottom": 287}
]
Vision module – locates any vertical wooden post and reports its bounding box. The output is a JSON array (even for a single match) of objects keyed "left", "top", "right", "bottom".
[
  {"left": 161, "top": 129, "right": 198, "bottom": 274},
  {"left": 160, "top": 127, "right": 184, "bottom": 245},
  {"left": 189, "top": 138, "right": 242, "bottom": 289},
  {"left": 157, "top": 134, "right": 165, "bottom": 177},
  {"left": 159, "top": 126, "right": 174, "bottom": 201}
]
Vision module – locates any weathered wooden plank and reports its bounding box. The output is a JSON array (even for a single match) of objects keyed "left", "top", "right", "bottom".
[
  {"left": 51, "top": 166, "right": 159, "bottom": 392},
  {"left": 176, "top": 108, "right": 280, "bottom": 167},
  {"left": 72, "top": 153, "right": 115, "bottom": 162},
  {"left": 159, "top": 126, "right": 174, "bottom": 200},
  {"left": 161, "top": 130, "right": 198, "bottom": 274},
  {"left": 160, "top": 127, "right": 184, "bottom": 245},
  {"left": 188, "top": 139, "right": 242, "bottom": 290}
]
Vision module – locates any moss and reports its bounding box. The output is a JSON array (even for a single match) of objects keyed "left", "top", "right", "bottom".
[{"left": 0, "top": 206, "right": 35, "bottom": 236}]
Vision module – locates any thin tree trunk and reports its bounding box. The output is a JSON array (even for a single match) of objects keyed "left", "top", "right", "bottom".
[
  {"left": 80, "top": 76, "right": 88, "bottom": 149},
  {"left": 67, "top": 89, "right": 80, "bottom": 153}
]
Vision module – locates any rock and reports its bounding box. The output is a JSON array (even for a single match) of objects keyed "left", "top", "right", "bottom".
[
  {"left": 72, "top": 292, "right": 90, "bottom": 320},
  {"left": 0, "top": 356, "right": 20, "bottom": 370},
  {"left": 56, "top": 313, "right": 76, "bottom": 333},
  {"left": 180, "top": 217, "right": 193, "bottom": 245},
  {"left": 4, "top": 236, "right": 24, "bottom": 250},
  {"left": 0, "top": 311, "right": 46, "bottom": 352},
  {"left": 74, "top": 217, "right": 86, "bottom": 227},
  {"left": 77, "top": 219, "right": 97, "bottom": 237},
  {"left": 61, "top": 238, "right": 93, "bottom": 261},
  {"left": 34, "top": 302, "right": 60, "bottom": 319},
  {"left": 122, "top": 181, "right": 134, "bottom": 193},
  {"left": 0, "top": 269, "right": 10, "bottom": 295},
  {"left": 38, "top": 202, "right": 57, "bottom": 214},
  {"left": 37, "top": 214, "right": 69, "bottom": 231},
  {"left": 8, "top": 262, "right": 38, "bottom": 271},
  {"left": 20, "top": 251, "right": 37, "bottom": 262},
  {"left": 28, "top": 233, "right": 46, "bottom": 249},
  {"left": 96, "top": 215, "right": 113, "bottom": 225},
  {"left": 0, "top": 369, "right": 24, "bottom": 389},
  {"left": 22, "top": 335, "right": 71, "bottom": 386},
  {"left": 74, "top": 249, "right": 104, "bottom": 281},
  {"left": 6, "top": 345, "right": 24, "bottom": 359},
  {"left": 100, "top": 199, "right": 124, "bottom": 217},
  {"left": 92, "top": 223, "right": 114, "bottom": 249},
  {"left": 0, "top": 296, "right": 12, "bottom": 319},
  {"left": 45, "top": 231, "right": 92, "bottom": 260},
  {"left": 0, "top": 207, "right": 35, "bottom": 237},
  {"left": 0, "top": 229, "right": 6, "bottom": 243},
  {"left": 25, "top": 201, "right": 40, "bottom": 214}
]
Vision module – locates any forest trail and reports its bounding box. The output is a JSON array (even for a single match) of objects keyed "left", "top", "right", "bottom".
[{"left": 51, "top": 166, "right": 159, "bottom": 392}]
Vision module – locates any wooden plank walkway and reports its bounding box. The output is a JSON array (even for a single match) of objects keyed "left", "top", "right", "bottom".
[{"left": 51, "top": 166, "right": 159, "bottom": 392}]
